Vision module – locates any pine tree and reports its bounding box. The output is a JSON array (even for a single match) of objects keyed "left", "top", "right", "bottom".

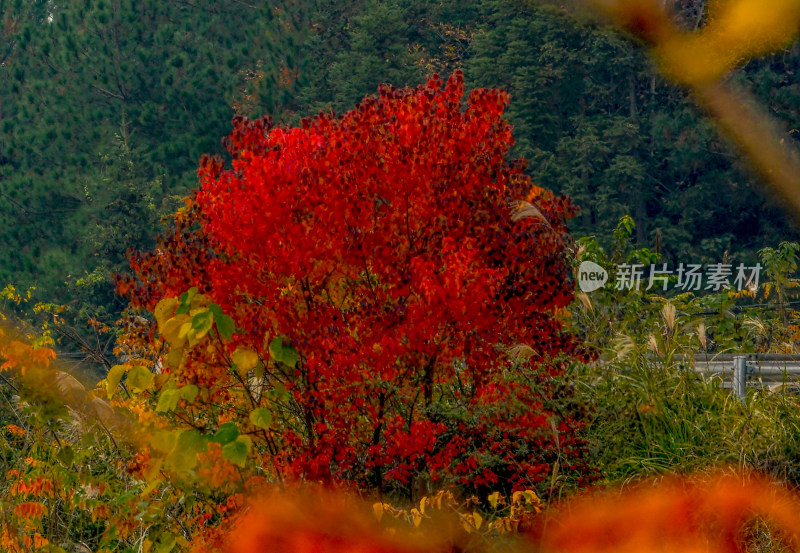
[
  {"left": 465, "top": 0, "right": 799, "bottom": 262},
  {"left": 0, "top": 0, "right": 294, "bottom": 325}
]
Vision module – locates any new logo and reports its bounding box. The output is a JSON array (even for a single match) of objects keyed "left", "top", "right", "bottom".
[{"left": 578, "top": 261, "right": 608, "bottom": 293}]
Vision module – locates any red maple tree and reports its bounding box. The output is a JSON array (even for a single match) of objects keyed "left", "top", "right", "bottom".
[{"left": 120, "top": 72, "right": 596, "bottom": 496}]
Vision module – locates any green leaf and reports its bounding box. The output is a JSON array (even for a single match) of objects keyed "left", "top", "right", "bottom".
[
  {"left": 212, "top": 422, "right": 239, "bottom": 445},
  {"left": 221, "top": 435, "right": 252, "bottom": 468},
  {"left": 106, "top": 364, "right": 126, "bottom": 398},
  {"left": 141, "top": 477, "right": 164, "bottom": 497},
  {"left": 156, "top": 388, "right": 180, "bottom": 413},
  {"left": 270, "top": 381, "right": 291, "bottom": 402},
  {"left": 126, "top": 366, "right": 154, "bottom": 393},
  {"left": 176, "top": 287, "right": 199, "bottom": 315},
  {"left": 37, "top": 545, "right": 68, "bottom": 553},
  {"left": 57, "top": 446, "right": 74, "bottom": 467},
  {"left": 249, "top": 408, "right": 273, "bottom": 430},
  {"left": 155, "top": 532, "right": 177, "bottom": 553},
  {"left": 191, "top": 309, "right": 214, "bottom": 338},
  {"left": 165, "top": 348, "right": 184, "bottom": 370},
  {"left": 151, "top": 430, "right": 177, "bottom": 454},
  {"left": 254, "top": 362, "right": 265, "bottom": 379},
  {"left": 269, "top": 336, "right": 300, "bottom": 368},
  {"left": 164, "top": 430, "right": 207, "bottom": 472},
  {"left": 215, "top": 313, "right": 235, "bottom": 341},
  {"left": 208, "top": 303, "right": 223, "bottom": 320},
  {"left": 179, "top": 384, "right": 199, "bottom": 403}
]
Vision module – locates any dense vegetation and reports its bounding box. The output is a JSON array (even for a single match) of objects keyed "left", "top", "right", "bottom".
[
  {"left": 2, "top": 0, "right": 800, "bottom": 331},
  {"left": 4, "top": 0, "right": 800, "bottom": 551}
]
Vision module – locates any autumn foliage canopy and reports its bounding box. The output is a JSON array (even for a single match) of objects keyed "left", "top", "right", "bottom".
[{"left": 121, "top": 71, "right": 594, "bottom": 495}]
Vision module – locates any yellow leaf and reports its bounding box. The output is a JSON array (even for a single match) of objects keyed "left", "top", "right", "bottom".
[
  {"left": 249, "top": 408, "right": 273, "bottom": 430},
  {"left": 161, "top": 314, "right": 189, "bottom": 347},
  {"left": 127, "top": 365, "right": 154, "bottom": 393},
  {"left": 105, "top": 364, "right": 126, "bottom": 399},
  {"left": 178, "top": 321, "right": 192, "bottom": 340},
  {"left": 140, "top": 476, "right": 163, "bottom": 498},
  {"left": 189, "top": 291, "right": 209, "bottom": 310},
  {"left": 488, "top": 491, "right": 500, "bottom": 509},
  {"left": 165, "top": 348, "right": 183, "bottom": 370},
  {"left": 154, "top": 297, "right": 178, "bottom": 333},
  {"left": 473, "top": 511, "right": 483, "bottom": 530},
  {"left": 523, "top": 490, "right": 541, "bottom": 505},
  {"left": 232, "top": 347, "right": 259, "bottom": 374},
  {"left": 419, "top": 496, "right": 427, "bottom": 515},
  {"left": 151, "top": 430, "right": 177, "bottom": 454},
  {"left": 372, "top": 502, "right": 384, "bottom": 522},
  {"left": 410, "top": 508, "right": 422, "bottom": 528},
  {"left": 143, "top": 458, "right": 164, "bottom": 484}
]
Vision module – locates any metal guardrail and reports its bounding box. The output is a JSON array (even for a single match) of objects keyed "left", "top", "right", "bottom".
[{"left": 674, "top": 354, "right": 800, "bottom": 399}]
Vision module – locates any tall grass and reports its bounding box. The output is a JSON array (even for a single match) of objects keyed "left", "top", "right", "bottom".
[
  {"left": 578, "top": 356, "right": 800, "bottom": 486},
  {"left": 568, "top": 232, "right": 800, "bottom": 487}
]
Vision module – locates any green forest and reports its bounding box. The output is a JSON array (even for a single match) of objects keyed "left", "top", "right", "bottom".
[
  {"left": 4, "top": 0, "right": 800, "bottom": 551},
  {"left": 3, "top": 0, "right": 799, "bottom": 327}
]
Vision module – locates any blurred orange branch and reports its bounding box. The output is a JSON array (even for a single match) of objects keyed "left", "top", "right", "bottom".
[
  {"left": 0, "top": 322, "right": 134, "bottom": 445},
  {"left": 591, "top": 0, "right": 800, "bottom": 221}
]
